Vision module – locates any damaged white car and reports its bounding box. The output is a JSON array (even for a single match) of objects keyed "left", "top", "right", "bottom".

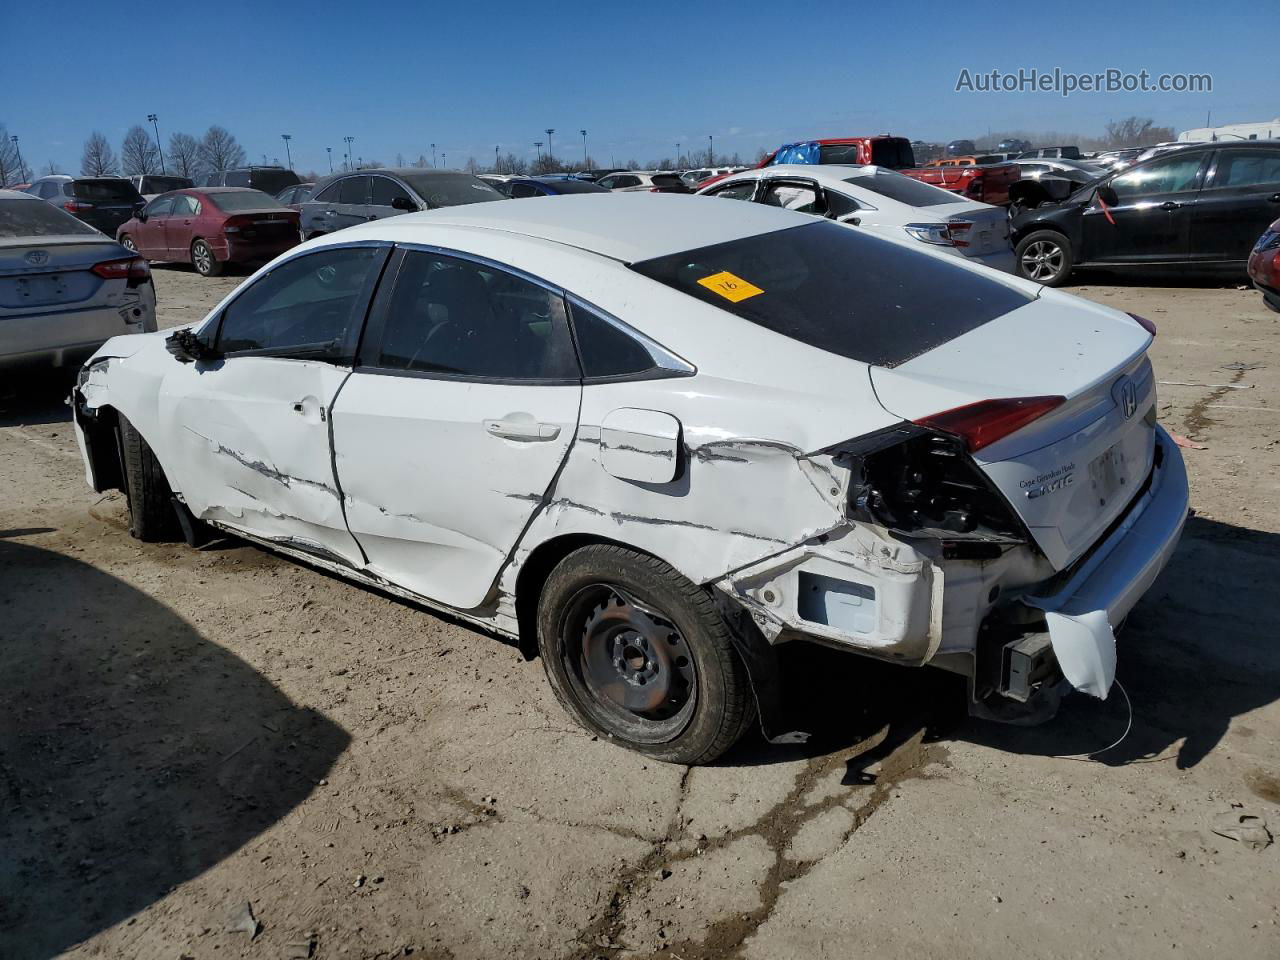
[{"left": 73, "top": 194, "right": 1189, "bottom": 764}]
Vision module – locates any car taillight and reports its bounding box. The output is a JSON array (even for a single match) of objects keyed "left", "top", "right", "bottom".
[
  {"left": 904, "top": 223, "right": 955, "bottom": 246},
  {"left": 91, "top": 257, "right": 151, "bottom": 283},
  {"left": 1126, "top": 312, "right": 1157, "bottom": 337},
  {"left": 64, "top": 200, "right": 95, "bottom": 213},
  {"left": 965, "top": 179, "right": 985, "bottom": 201},
  {"left": 947, "top": 221, "right": 973, "bottom": 248},
  {"left": 914, "top": 396, "right": 1066, "bottom": 453}
]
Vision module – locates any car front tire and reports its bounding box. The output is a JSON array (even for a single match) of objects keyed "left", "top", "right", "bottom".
[
  {"left": 1015, "top": 229, "right": 1073, "bottom": 286},
  {"left": 536, "top": 544, "right": 755, "bottom": 765},
  {"left": 118, "top": 414, "right": 181, "bottom": 543},
  {"left": 191, "top": 239, "right": 224, "bottom": 277}
]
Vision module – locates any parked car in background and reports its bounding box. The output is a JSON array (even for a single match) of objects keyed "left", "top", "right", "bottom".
[
  {"left": 945, "top": 139, "right": 977, "bottom": 157},
  {"left": 117, "top": 187, "right": 300, "bottom": 277},
  {"left": 26, "top": 175, "right": 144, "bottom": 237},
  {"left": 1248, "top": 217, "right": 1280, "bottom": 311},
  {"left": 1134, "top": 142, "right": 1202, "bottom": 164},
  {"left": 0, "top": 189, "right": 155, "bottom": 371},
  {"left": 926, "top": 155, "right": 1006, "bottom": 167},
  {"left": 499, "top": 176, "right": 609, "bottom": 198},
  {"left": 276, "top": 183, "right": 314, "bottom": 210},
  {"left": 680, "top": 167, "right": 743, "bottom": 190},
  {"left": 762, "top": 137, "right": 917, "bottom": 171},
  {"left": 477, "top": 174, "right": 522, "bottom": 190},
  {"left": 1091, "top": 148, "right": 1143, "bottom": 171},
  {"left": 1007, "top": 158, "right": 1107, "bottom": 213},
  {"left": 203, "top": 166, "right": 301, "bottom": 195},
  {"left": 128, "top": 174, "right": 195, "bottom": 200},
  {"left": 72, "top": 194, "right": 1187, "bottom": 762},
  {"left": 699, "top": 164, "right": 1015, "bottom": 272},
  {"left": 902, "top": 159, "right": 1021, "bottom": 206},
  {"left": 1010, "top": 141, "right": 1280, "bottom": 285},
  {"left": 595, "top": 171, "right": 691, "bottom": 193},
  {"left": 299, "top": 168, "right": 504, "bottom": 239},
  {"left": 1017, "top": 146, "right": 1082, "bottom": 160},
  {"left": 995, "top": 138, "right": 1032, "bottom": 154}
]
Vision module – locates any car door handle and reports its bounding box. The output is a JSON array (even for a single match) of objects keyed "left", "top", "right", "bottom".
[
  {"left": 1269, "top": 193, "right": 1280, "bottom": 203},
  {"left": 292, "top": 400, "right": 326, "bottom": 421},
  {"left": 1159, "top": 201, "right": 1181, "bottom": 211},
  {"left": 484, "top": 418, "right": 560, "bottom": 441}
]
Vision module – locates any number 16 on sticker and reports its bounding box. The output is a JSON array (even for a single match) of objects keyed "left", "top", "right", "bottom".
[{"left": 697, "top": 270, "right": 764, "bottom": 303}]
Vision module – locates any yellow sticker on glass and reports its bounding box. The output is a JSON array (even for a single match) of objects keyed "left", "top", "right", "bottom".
[{"left": 697, "top": 270, "right": 764, "bottom": 303}]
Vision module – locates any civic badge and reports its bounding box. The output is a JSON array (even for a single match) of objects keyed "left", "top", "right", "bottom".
[
  {"left": 24, "top": 250, "right": 49, "bottom": 266},
  {"left": 1118, "top": 378, "right": 1138, "bottom": 420}
]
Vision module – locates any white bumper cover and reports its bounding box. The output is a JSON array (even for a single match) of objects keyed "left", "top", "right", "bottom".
[{"left": 1023, "top": 426, "right": 1188, "bottom": 698}]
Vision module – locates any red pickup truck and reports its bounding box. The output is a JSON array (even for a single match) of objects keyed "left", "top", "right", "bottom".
[{"left": 738, "top": 136, "right": 1021, "bottom": 206}]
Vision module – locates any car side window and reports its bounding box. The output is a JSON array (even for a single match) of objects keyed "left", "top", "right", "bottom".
[
  {"left": 569, "top": 301, "right": 662, "bottom": 379},
  {"left": 38, "top": 181, "right": 59, "bottom": 199},
  {"left": 312, "top": 181, "right": 340, "bottom": 203},
  {"left": 508, "top": 182, "right": 543, "bottom": 199},
  {"left": 372, "top": 250, "right": 578, "bottom": 380},
  {"left": 824, "top": 190, "right": 862, "bottom": 219},
  {"left": 371, "top": 176, "right": 413, "bottom": 207},
  {"left": 762, "top": 182, "right": 822, "bottom": 215},
  {"left": 1209, "top": 150, "right": 1280, "bottom": 189},
  {"left": 708, "top": 181, "right": 757, "bottom": 201},
  {"left": 215, "top": 246, "right": 385, "bottom": 358},
  {"left": 1110, "top": 153, "right": 1204, "bottom": 199},
  {"left": 597, "top": 176, "right": 616, "bottom": 189},
  {"left": 339, "top": 176, "right": 370, "bottom": 205},
  {"left": 144, "top": 196, "right": 176, "bottom": 217},
  {"left": 172, "top": 194, "right": 200, "bottom": 215}
]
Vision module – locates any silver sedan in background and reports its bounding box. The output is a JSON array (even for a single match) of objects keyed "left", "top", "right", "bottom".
[{"left": 0, "top": 189, "right": 156, "bottom": 373}]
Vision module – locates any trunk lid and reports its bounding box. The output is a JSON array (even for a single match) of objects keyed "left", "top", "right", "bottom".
[
  {"left": 870, "top": 290, "right": 1156, "bottom": 569},
  {"left": 0, "top": 239, "right": 130, "bottom": 315},
  {"left": 933, "top": 200, "right": 1011, "bottom": 258}
]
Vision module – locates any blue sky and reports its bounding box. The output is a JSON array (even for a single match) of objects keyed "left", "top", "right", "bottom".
[{"left": 1, "top": 0, "right": 1273, "bottom": 176}]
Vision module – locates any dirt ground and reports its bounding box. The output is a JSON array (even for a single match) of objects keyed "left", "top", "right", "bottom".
[{"left": 2, "top": 260, "right": 1278, "bottom": 960}]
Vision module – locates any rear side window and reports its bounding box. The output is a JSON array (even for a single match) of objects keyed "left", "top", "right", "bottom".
[
  {"left": 843, "top": 173, "right": 957, "bottom": 207},
  {"left": 1210, "top": 149, "right": 1280, "bottom": 189},
  {"left": 569, "top": 302, "right": 660, "bottom": 379},
  {"left": 312, "top": 181, "right": 340, "bottom": 203},
  {"left": 373, "top": 250, "right": 578, "bottom": 380},
  {"left": 708, "top": 181, "right": 757, "bottom": 201},
  {"left": 0, "top": 198, "right": 99, "bottom": 237},
  {"left": 868, "top": 140, "right": 915, "bottom": 169},
  {"left": 339, "top": 176, "right": 370, "bottom": 205},
  {"left": 72, "top": 180, "right": 142, "bottom": 203},
  {"left": 223, "top": 171, "right": 250, "bottom": 187},
  {"left": 629, "top": 222, "right": 1032, "bottom": 368}
]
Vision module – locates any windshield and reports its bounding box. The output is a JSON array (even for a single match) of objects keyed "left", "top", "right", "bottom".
[
  {"left": 72, "top": 179, "right": 142, "bottom": 203},
  {"left": 208, "top": 191, "right": 289, "bottom": 212},
  {"left": 401, "top": 173, "right": 504, "bottom": 207},
  {"left": 0, "top": 198, "right": 100, "bottom": 237},
  {"left": 630, "top": 222, "right": 1031, "bottom": 368},
  {"left": 843, "top": 173, "right": 960, "bottom": 207},
  {"left": 141, "top": 176, "right": 193, "bottom": 193}
]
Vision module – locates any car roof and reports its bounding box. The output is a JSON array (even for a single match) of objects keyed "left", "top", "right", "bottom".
[
  {"left": 340, "top": 192, "right": 816, "bottom": 263},
  {"left": 0, "top": 188, "right": 40, "bottom": 200},
  {"left": 193, "top": 186, "right": 266, "bottom": 193},
  {"left": 709, "top": 163, "right": 879, "bottom": 185}
]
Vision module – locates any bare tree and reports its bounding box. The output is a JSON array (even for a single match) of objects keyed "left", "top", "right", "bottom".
[
  {"left": 80, "top": 131, "right": 119, "bottom": 176},
  {"left": 44, "top": 160, "right": 64, "bottom": 175},
  {"left": 0, "top": 125, "right": 29, "bottom": 185},
  {"left": 168, "top": 132, "right": 202, "bottom": 180},
  {"left": 465, "top": 156, "right": 479, "bottom": 173},
  {"left": 493, "top": 152, "right": 527, "bottom": 175},
  {"left": 412, "top": 154, "right": 429, "bottom": 168},
  {"left": 121, "top": 124, "right": 160, "bottom": 175},
  {"left": 1104, "top": 116, "right": 1175, "bottom": 149},
  {"left": 395, "top": 152, "right": 405, "bottom": 167},
  {"left": 532, "top": 153, "right": 563, "bottom": 175},
  {"left": 199, "top": 125, "right": 247, "bottom": 175}
]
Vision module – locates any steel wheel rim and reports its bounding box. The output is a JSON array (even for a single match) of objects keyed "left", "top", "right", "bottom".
[
  {"left": 559, "top": 583, "right": 697, "bottom": 742},
  {"left": 1022, "top": 240, "right": 1064, "bottom": 281},
  {"left": 192, "top": 242, "right": 211, "bottom": 274}
]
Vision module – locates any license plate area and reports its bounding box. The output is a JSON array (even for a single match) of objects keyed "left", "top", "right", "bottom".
[
  {"left": 1088, "top": 442, "right": 1126, "bottom": 508},
  {"left": 6, "top": 274, "right": 72, "bottom": 306}
]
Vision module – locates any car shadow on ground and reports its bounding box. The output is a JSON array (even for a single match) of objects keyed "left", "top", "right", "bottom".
[
  {"left": 0, "top": 374, "right": 75, "bottom": 428},
  {"left": 0, "top": 531, "right": 350, "bottom": 960},
  {"left": 723, "top": 515, "right": 1280, "bottom": 777}
]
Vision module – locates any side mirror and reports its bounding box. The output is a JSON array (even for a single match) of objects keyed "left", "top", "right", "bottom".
[
  {"left": 391, "top": 196, "right": 416, "bottom": 211},
  {"left": 136, "top": 208, "right": 148, "bottom": 222},
  {"left": 1096, "top": 185, "right": 1119, "bottom": 207},
  {"left": 165, "top": 328, "right": 220, "bottom": 364}
]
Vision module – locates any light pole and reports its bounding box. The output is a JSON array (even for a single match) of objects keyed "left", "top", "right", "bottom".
[
  {"left": 676, "top": 143, "right": 681, "bottom": 167},
  {"left": 326, "top": 146, "right": 333, "bottom": 173},
  {"left": 494, "top": 145, "right": 499, "bottom": 171},
  {"left": 545, "top": 128, "right": 555, "bottom": 169},
  {"left": 580, "top": 129, "right": 588, "bottom": 172},
  {"left": 343, "top": 136, "right": 355, "bottom": 171},
  {"left": 708, "top": 134, "right": 714, "bottom": 166},
  {"left": 11, "top": 136, "right": 25, "bottom": 182},
  {"left": 441, "top": 152, "right": 446, "bottom": 169},
  {"left": 281, "top": 134, "right": 293, "bottom": 170},
  {"left": 534, "top": 141, "right": 543, "bottom": 164},
  {"left": 431, "top": 143, "right": 437, "bottom": 167},
  {"left": 147, "top": 114, "right": 165, "bottom": 173}
]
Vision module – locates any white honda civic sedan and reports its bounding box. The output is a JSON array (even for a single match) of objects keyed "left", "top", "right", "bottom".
[{"left": 73, "top": 194, "right": 1188, "bottom": 764}]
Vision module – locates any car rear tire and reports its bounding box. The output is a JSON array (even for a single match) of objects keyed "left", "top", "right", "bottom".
[
  {"left": 117, "top": 414, "right": 181, "bottom": 543},
  {"left": 536, "top": 544, "right": 755, "bottom": 764},
  {"left": 120, "top": 234, "right": 138, "bottom": 253},
  {"left": 1015, "top": 230, "right": 1073, "bottom": 286},
  {"left": 191, "top": 239, "right": 224, "bottom": 277}
]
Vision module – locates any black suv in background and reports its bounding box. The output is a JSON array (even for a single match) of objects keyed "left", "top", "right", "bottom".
[
  {"left": 25, "top": 175, "right": 144, "bottom": 236},
  {"left": 1011, "top": 141, "right": 1280, "bottom": 285},
  {"left": 203, "top": 166, "right": 301, "bottom": 195}
]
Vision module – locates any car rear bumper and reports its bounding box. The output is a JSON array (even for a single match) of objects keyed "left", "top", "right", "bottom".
[
  {"left": 0, "top": 296, "right": 157, "bottom": 370},
  {"left": 962, "top": 248, "right": 1016, "bottom": 274},
  {"left": 1020, "top": 425, "right": 1188, "bottom": 698},
  {"left": 213, "top": 236, "right": 299, "bottom": 263}
]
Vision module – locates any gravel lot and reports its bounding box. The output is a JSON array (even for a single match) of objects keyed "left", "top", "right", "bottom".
[{"left": 2, "top": 261, "right": 1278, "bottom": 960}]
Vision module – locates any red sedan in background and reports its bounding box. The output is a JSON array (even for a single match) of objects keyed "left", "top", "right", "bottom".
[
  {"left": 1248, "top": 217, "right": 1280, "bottom": 313},
  {"left": 117, "top": 187, "right": 300, "bottom": 277}
]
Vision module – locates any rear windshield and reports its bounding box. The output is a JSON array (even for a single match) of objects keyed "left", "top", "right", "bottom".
[
  {"left": 247, "top": 170, "right": 300, "bottom": 194},
  {"left": 207, "top": 191, "right": 288, "bottom": 212},
  {"left": 545, "top": 179, "right": 608, "bottom": 193},
  {"left": 868, "top": 139, "right": 916, "bottom": 170},
  {"left": 629, "top": 222, "right": 1031, "bottom": 368},
  {"left": 843, "top": 173, "right": 959, "bottom": 207},
  {"left": 141, "top": 176, "right": 193, "bottom": 193},
  {"left": 72, "top": 179, "right": 142, "bottom": 203},
  {"left": 0, "top": 198, "right": 100, "bottom": 237},
  {"left": 401, "top": 173, "right": 504, "bottom": 207}
]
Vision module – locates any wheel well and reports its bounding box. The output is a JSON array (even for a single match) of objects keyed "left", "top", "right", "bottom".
[
  {"left": 80, "top": 403, "right": 124, "bottom": 493},
  {"left": 1012, "top": 223, "right": 1067, "bottom": 248},
  {"left": 512, "top": 533, "right": 660, "bottom": 657}
]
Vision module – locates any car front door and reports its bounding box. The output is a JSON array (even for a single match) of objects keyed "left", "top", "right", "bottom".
[
  {"left": 166, "top": 193, "right": 201, "bottom": 259},
  {"left": 759, "top": 179, "right": 827, "bottom": 216},
  {"left": 330, "top": 246, "right": 582, "bottom": 608},
  {"left": 134, "top": 195, "right": 175, "bottom": 256},
  {"left": 369, "top": 175, "right": 419, "bottom": 220},
  {"left": 1190, "top": 148, "right": 1280, "bottom": 263},
  {"left": 1081, "top": 151, "right": 1208, "bottom": 264},
  {"left": 156, "top": 243, "right": 391, "bottom": 566}
]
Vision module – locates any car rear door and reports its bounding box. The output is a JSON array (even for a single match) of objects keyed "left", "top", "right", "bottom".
[
  {"left": 156, "top": 243, "right": 390, "bottom": 566},
  {"left": 330, "top": 246, "right": 582, "bottom": 609},
  {"left": 1189, "top": 147, "right": 1280, "bottom": 263},
  {"left": 1080, "top": 151, "right": 1207, "bottom": 264}
]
